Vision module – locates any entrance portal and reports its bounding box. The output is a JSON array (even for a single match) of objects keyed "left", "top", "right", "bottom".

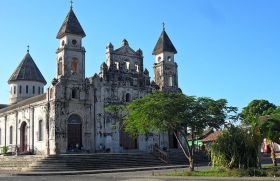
[
  {"left": 20, "top": 122, "right": 28, "bottom": 152},
  {"left": 67, "top": 114, "right": 82, "bottom": 150},
  {"left": 120, "top": 128, "right": 138, "bottom": 149}
]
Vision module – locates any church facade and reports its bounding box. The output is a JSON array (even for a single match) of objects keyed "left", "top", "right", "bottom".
[{"left": 0, "top": 7, "right": 180, "bottom": 155}]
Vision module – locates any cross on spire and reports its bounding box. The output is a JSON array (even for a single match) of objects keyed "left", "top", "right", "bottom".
[
  {"left": 70, "top": 0, "right": 73, "bottom": 9},
  {"left": 162, "top": 22, "right": 165, "bottom": 31},
  {"left": 27, "top": 45, "right": 30, "bottom": 53}
]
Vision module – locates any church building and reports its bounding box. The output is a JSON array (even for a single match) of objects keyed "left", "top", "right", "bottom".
[{"left": 0, "top": 5, "right": 180, "bottom": 155}]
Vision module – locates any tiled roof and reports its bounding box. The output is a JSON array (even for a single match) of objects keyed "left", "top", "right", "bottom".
[
  {"left": 56, "top": 8, "right": 86, "bottom": 39},
  {"left": 0, "top": 94, "right": 46, "bottom": 114},
  {"left": 8, "top": 52, "right": 47, "bottom": 85},
  {"left": 201, "top": 131, "right": 222, "bottom": 142}
]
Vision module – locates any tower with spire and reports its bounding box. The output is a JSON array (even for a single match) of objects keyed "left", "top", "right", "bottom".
[
  {"left": 56, "top": 5, "right": 86, "bottom": 81},
  {"left": 8, "top": 48, "right": 46, "bottom": 104},
  {"left": 152, "top": 24, "right": 179, "bottom": 92}
]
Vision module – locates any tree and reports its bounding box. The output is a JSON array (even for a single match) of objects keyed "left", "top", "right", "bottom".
[
  {"left": 260, "top": 108, "right": 280, "bottom": 166},
  {"left": 241, "top": 99, "right": 276, "bottom": 127},
  {"left": 211, "top": 126, "right": 259, "bottom": 169},
  {"left": 123, "top": 91, "right": 237, "bottom": 171},
  {"left": 241, "top": 99, "right": 277, "bottom": 167}
]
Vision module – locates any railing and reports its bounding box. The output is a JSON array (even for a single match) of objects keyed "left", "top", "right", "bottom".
[{"left": 152, "top": 145, "right": 169, "bottom": 163}]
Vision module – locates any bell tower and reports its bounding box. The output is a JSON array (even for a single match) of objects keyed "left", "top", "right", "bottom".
[
  {"left": 56, "top": 5, "right": 86, "bottom": 82},
  {"left": 153, "top": 24, "right": 179, "bottom": 92}
]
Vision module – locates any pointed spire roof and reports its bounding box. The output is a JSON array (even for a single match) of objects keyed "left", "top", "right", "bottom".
[
  {"left": 152, "top": 30, "right": 177, "bottom": 55},
  {"left": 8, "top": 52, "right": 47, "bottom": 85},
  {"left": 56, "top": 8, "right": 86, "bottom": 39}
]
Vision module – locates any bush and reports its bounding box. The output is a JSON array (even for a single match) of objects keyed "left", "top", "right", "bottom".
[
  {"left": 210, "top": 126, "right": 259, "bottom": 169},
  {"left": 1, "top": 146, "right": 8, "bottom": 154}
]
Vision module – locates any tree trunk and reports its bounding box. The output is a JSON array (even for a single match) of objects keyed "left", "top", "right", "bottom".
[
  {"left": 257, "top": 144, "right": 262, "bottom": 169},
  {"left": 189, "top": 156, "right": 194, "bottom": 171},
  {"left": 270, "top": 142, "right": 277, "bottom": 166},
  {"left": 173, "top": 132, "right": 194, "bottom": 170}
]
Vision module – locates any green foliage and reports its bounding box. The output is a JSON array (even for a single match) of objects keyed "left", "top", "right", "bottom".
[
  {"left": 1, "top": 146, "right": 8, "bottom": 154},
  {"left": 210, "top": 126, "right": 259, "bottom": 169},
  {"left": 105, "top": 104, "right": 128, "bottom": 120},
  {"left": 124, "top": 91, "right": 190, "bottom": 137},
  {"left": 105, "top": 103, "right": 128, "bottom": 130},
  {"left": 259, "top": 107, "right": 280, "bottom": 144},
  {"left": 124, "top": 91, "right": 236, "bottom": 138},
  {"left": 163, "top": 168, "right": 270, "bottom": 177},
  {"left": 106, "top": 91, "right": 236, "bottom": 171},
  {"left": 260, "top": 114, "right": 280, "bottom": 145},
  {"left": 241, "top": 99, "right": 277, "bottom": 127}
]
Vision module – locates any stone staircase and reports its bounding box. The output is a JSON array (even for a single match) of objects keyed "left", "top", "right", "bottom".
[
  {"left": 0, "top": 155, "right": 45, "bottom": 172},
  {"left": 27, "top": 152, "right": 167, "bottom": 172}
]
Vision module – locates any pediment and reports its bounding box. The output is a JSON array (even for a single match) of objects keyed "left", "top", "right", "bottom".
[{"left": 113, "top": 46, "right": 137, "bottom": 56}]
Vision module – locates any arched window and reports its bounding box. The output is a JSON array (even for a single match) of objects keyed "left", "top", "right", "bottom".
[
  {"left": 135, "top": 64, "right": 139, "bottom": 72},
  {"left": 9, "top": 126, "right": 13, "bottom": 144},
  {"left": 38, "top": 87, "right": 41, "bottom": 94},
  {"left": 26, "top": 85, "right": 29, "bottom": 94},
  {"left": 167, "top": 56, "right": 171, "bottom": 61},
  {"left": 33, "top": 86, "right": 35, "bottom": 94},
  {"left": 58, "top": 58, "right": 63, "bottom": 75},
  {"left": 38, "top": 120, "right": 43, "bottom": 141},
  {"left": 157, "top": 56, "right": 162, "bottom": 62},
  {"left": 42, "top": 87, "right": 44, "bottom": 94},
  {"left": 71, "top": 58, "right": 78, "bottom": 73},
  {"left": 19, "top": 85, "right": 22, "bottom": 94},
  {"left": 125, "top": 60, "right": 130, "bottom": 70},
  {"left": 72, "top": 39, "right": 77, "bottom": 46},
  {"left": 126, "top": 93, "right": 131, "bottom": 102},
  {"left": 115, "top": 61, "right": 119, "bottom": 70},
  {"left": 168, "top": 76, "right": 173, "bottom": 86},
  {"left": 14, "top": 86, "right": 16, "bottom": 94}
]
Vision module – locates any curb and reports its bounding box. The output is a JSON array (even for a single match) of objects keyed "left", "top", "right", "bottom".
[{"left": 13, "top": 165, "right": 188, "bottom": 176}]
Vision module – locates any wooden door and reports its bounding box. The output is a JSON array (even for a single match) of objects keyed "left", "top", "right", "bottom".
[
  {"left": 20, "top": 122, "right": 28, "bottom": 152},
  {"left": 120, "top": 129, "right": 137, "bottom": 149},
  {"left": 68, "top": 123, "right": 82, "bottom": 149},
  {"left": 67, "top": 114, "right": 82, "bottom": 150}
]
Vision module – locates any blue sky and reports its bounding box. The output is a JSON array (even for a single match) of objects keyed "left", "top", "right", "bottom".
[{"left": 0, "top": 0, "right": 280, "bottom": 112}]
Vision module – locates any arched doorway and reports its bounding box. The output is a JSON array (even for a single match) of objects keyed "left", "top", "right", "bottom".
[
  {"left": 67, "top": 114, "right": 82, "bottom": 150},
  {"left": 120, "top": 127, "right": 138, "bottom": 150},
  {"left": 20, "top": 122, "right": 28, "bottom": 152}
]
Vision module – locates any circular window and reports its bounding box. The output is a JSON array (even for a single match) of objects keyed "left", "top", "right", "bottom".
[{"left": 72, "top": 39, "right": 77, "bottom": 45}]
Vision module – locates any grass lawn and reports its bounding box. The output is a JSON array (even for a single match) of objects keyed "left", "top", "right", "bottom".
[{"left": 160, "top": 165, "right": 280, "bottom": 177}]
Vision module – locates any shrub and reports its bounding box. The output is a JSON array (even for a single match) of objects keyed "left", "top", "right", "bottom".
[
  {"left": 210, "top": 126, "right": 259, "bottom": 169},
  {"left": 1, "top": 146, "right": 8, "bottom": 154}
]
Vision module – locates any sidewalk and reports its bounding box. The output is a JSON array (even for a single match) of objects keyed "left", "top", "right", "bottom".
[{"left": 12, "top": 165, "right": 188, "bottom": 176}]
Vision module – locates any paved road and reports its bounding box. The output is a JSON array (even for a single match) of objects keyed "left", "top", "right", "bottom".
[{"left": 0, "top": 168, "right": 279, "bottom": 181}]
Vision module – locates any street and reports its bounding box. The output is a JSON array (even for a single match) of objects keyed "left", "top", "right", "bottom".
[{"left": 0, "top": 168, "right": 279, "bottom": 181}]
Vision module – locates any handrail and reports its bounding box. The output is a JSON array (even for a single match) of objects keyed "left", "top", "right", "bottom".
[{"left": 152, "top": 145, "right": 169, "bottom": 163}]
